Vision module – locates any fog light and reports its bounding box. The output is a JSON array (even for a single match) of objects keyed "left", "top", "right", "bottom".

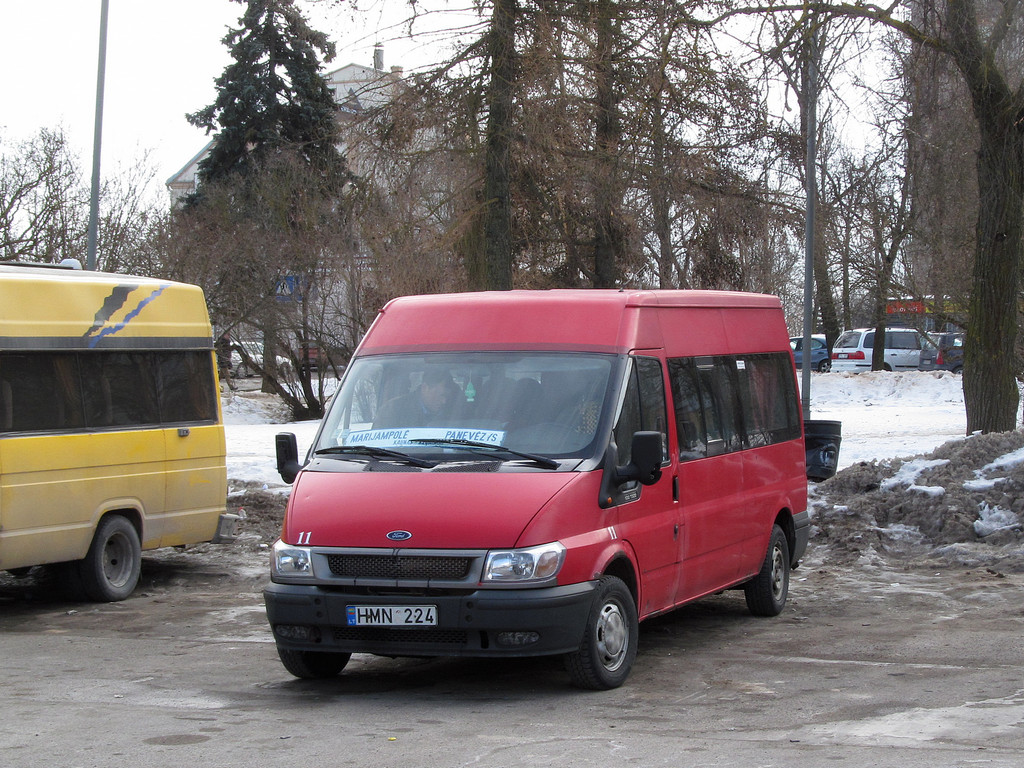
[
  {"left": 274, "top": 624, "right": 319, "bottom": 642},
  {"left": 496, "top": 631, "right": 540, "bottom": 647}
]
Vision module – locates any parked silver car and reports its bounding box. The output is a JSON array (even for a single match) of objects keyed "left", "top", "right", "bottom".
[{"left": 831, "top": 328, "right": 937, "bottom": 373}]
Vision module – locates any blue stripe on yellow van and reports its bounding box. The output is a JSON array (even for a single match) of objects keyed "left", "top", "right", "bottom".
[{"left": 83, "top": 284, "right": 169, "bottom": 348}]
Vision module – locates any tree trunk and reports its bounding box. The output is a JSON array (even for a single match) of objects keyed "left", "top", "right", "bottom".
[
  {"left": 592, "top": 0, "right": 623, "bottom": 288},
  {"left": 650, "top": 95, "right": 675, "bottom": 288},
  {"left": 963, "top": 114, "right": 1023, "bottom": 433},
  {"left": 945, "top": 0, "right": 1024, "bottom": 433},
  {"left": 482, "top": 0, "right": 517, "bottom": 291},
  {"left": 813, "top": 206, "right": 841, "bottom": 347}
]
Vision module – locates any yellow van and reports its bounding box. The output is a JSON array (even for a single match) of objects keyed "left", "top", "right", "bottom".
[{"left": 0, "top": 262, "right": 232, "bottom": 601}]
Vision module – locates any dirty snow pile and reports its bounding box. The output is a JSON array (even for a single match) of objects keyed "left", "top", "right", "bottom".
[{"left": 811, "top": 429, "right": 1024, "bottom": 571}]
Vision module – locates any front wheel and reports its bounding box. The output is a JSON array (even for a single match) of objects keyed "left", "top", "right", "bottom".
[
  {"left": 564, "top": 575, "right": 638, "bottom": 690},
  {"left": 744, "top": 525, "right": 790, "bottom": 616},
  {"left": 76, "top": 514, "right": 141, "bottom": 602},
  {"left": 277, "top": 647, "right": 351, "bottom": 679}
]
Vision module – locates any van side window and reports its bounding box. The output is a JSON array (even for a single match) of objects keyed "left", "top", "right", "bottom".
[
  {"left": 667, "top": 358, "right": 707, "bottom": 458},
  {"left": 693, "top": 358, "right": 742, "bottom": 455},
  {"left": 158, "top": 351, "right": 219, "bottom": 423},
  {"left": 669, "top": 352, "right": 799, "bottom": 461},
  {"left": 614, "top": 356, "right": 668, "bottom": 465},
  {"left": 735, "top": 354, "right": 801, "bottom": 447},
  {"left": 0, "top": 350, "right": 217, "bottom": 434},
  {"left": 0, "top": 354, "right": 84, "bottom": 431}
]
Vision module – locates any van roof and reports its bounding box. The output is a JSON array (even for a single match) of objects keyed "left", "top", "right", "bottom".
[
  {"left": 0, "top": 264, "right": 213, "bottom": 350},
  {"left": 361, "top": 289, "right": 784, "bottom": 355}
]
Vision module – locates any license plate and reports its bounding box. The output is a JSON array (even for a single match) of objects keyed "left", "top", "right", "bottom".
[
  {"left": 346, "top": 605, "right": 437, "bottom": 627},
  {"left": 837, "top": 353, "right": 849, "bottom": 358}
]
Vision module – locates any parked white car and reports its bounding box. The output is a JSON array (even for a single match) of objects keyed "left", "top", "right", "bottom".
[
  {"left": 831, "top": 328, "right": 937, "bottom": 373},
  {"left": 231, "top": 341, "right": 292, "bottom": 377}
]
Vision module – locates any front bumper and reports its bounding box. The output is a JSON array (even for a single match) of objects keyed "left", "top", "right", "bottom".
[{"left": 264, "top": 580, "right": 597, "bottom": 658}]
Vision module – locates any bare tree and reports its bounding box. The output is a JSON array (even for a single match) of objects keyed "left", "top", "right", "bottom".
[
  {"left": 1, "top": 128, "right": 87, "bottom": 262},
  {"left": 703, "top": 1, "right": 1024, "bottom": 433}
]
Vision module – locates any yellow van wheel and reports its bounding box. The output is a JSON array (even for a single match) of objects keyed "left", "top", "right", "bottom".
[{"left": 77, "top": 515, "right": 142, "bottom": 602}]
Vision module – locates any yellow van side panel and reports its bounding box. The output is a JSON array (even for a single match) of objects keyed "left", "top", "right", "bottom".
[
  {"left": 162, "top": 423, "right": 227, "bottom": 547},
  {"left": 0, "top": 425, "right": 226, "bottom": 571}
]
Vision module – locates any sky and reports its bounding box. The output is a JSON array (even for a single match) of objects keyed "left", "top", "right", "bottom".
[{"left": 0, "top": 1, "right": 474, "bottom": 203}]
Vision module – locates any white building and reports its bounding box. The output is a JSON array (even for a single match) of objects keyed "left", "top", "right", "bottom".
[{"left": 166, "top": 45, "right": 403, "bottom": 207}]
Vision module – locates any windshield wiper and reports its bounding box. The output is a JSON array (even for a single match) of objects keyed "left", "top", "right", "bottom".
[
  {"left": 409, "top": 439, "right": 560, "bottom": 469},
  {"left": 314, "top": 445, "right": 436, "bottom": 468}
]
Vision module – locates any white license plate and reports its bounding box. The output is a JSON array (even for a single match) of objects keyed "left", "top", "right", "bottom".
[
  {"left": 346, "top": 605, "right": 437, "bottom": 627},
  {"left": 837, "top": 353, "right": 850, "bottom": 358}
]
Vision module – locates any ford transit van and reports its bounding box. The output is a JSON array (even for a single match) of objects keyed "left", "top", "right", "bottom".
[{"left": 265, "top": 290, "right": 809, "bottom": 689}]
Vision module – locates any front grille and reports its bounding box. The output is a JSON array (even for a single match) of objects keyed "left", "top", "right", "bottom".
[
  {"left": 326, "top": 554, "right": 473, "bottom": 581},
  {"left": 332, "top": 626, "right": 468, "bottom": 645}
]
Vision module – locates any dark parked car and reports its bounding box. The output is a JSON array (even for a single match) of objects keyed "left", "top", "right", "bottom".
[
  {"left": 791, "top": 335, "right": 831, "bottom": 372},
  {"left": 931, "top": 332, "right": 964, "bottom": 374}
]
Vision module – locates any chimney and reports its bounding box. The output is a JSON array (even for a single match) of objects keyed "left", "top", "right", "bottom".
[{"left": 373, "top": 43, "right": 384, "bottom": 72}]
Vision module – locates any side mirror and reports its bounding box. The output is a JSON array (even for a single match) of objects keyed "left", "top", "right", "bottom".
[
  {"left": 615, "top": 431, "right": 663, "bottom": 486},
  {"left": 275, "top": 432, "right": 303, "bottom": 484}
]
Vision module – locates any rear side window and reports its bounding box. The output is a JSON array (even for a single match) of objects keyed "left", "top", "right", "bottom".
[
  {"left": 736, "top": 355, "right": 801, "bottom": 447},
  {"left": 835, "top": 331, "right": 861, "bottom": 348},
  {"left": 668, "top": 352, "right": 800, "bottom": 461},
  {"left": 887, "top": 332, "right": 920, "bottom": 350}
]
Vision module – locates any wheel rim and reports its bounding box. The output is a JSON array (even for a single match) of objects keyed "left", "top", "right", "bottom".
[
  {"left": 770, "top": 544, "right": 786, "bottom": 601},
  {"left": 102, "top": 531, "right": 134, "bottom": 588},
  {"left": 595, "top": 600, "right": 628, "bottom": 672}
]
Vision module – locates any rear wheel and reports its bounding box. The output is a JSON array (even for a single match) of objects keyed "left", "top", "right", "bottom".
[
  {"left": 817, "top": 358, "right": 831, "bottom": 372},
  {"left": 76, "top": 515, "right": 141, "bottom": 602},
  {"left": 277, "top": 647, "right": 351, "bottom": 679},
  {"left": 744, "top": 525, "right": 790, "bottom": 616},
  {"left": 564, "top": 575, "right": 638, "bottom": 690}
]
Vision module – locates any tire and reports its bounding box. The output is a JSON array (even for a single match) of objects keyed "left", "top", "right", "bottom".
[
  {"left": 817, "top": 358, "right": 831, "bottom": 373},
  {"left": 76, "top": 515, "right": 141, "bottom": 602},
  {"left": 744, "top": 525, "right": 790, "bottom": 617},
  {"left": 277, "top": 647, "right": 351, "bottom": 679},
  {"left": 564, "top": 575, "right": 638, "bottom": 690}
]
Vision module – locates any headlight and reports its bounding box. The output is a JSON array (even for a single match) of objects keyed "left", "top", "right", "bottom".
[
  {"left": 483, "top": 542, "right": 565, "bottom": 583},
  {"left": 272, "top": 539, "right": 314, "bottom": 580}
]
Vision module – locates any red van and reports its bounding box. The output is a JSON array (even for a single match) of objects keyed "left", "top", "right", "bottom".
[{"left": 265, "top": 290, "right": 808, "bottom": 689}]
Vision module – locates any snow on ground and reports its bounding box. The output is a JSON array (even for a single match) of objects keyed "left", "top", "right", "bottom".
[{"left": 803, "top": 370, "right": 971, "bottom": 469}]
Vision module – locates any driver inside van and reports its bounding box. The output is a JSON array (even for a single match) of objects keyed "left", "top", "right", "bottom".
[{"left": 374, "top": 368, "right": 453, "bottom": 428}]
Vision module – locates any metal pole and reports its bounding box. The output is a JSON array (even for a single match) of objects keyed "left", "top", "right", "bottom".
[
  {"left": 801, "top": 26, "right": 818, "bottom": 421},
  {"left": 86, "top": 0, "right": 109, "bottom": 271}
]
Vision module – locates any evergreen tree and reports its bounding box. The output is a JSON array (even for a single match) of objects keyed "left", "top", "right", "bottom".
[
  {"left": 180, "top": 0, "right": 350, "bottom": 418},
  {"left": 187, "top": 0, "right": 345, "bottom": 188}
]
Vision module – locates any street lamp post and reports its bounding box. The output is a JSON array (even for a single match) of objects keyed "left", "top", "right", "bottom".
[{"left": 86, "top": 0, "right": 109, "bottom": 271}]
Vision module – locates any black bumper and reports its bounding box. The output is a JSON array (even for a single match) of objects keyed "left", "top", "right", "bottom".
[{"left": 264, "top": 580, "right": 597, "bottom": 658}]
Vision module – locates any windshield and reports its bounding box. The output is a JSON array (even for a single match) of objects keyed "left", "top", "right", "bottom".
[{"left": 316, "top": 352, "right": 617, "bottom": 460}]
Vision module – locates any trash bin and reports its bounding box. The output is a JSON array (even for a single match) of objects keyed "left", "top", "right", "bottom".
[{"left": 804, "top": 419, "right": 842, "bottom": 482}]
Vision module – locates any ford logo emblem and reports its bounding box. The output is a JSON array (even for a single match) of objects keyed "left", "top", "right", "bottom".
[{"left": 386, "top": 530, "right": 412, "bottom": 541}]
